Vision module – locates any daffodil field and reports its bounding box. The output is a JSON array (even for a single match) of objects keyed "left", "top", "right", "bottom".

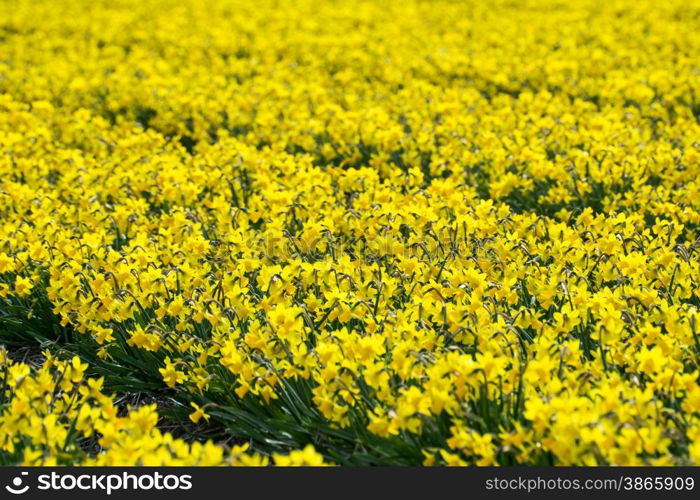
[{"left": 0, "top": 0, "right": 699, "bottom": 467}]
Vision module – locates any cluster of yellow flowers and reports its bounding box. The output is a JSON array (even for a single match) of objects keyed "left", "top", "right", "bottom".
[
  {"left": 0, "top": 0, "right": 699, "bottom": 465},
  {"left": 0, "top": 349, "right": 325, "bottom": 465}
]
